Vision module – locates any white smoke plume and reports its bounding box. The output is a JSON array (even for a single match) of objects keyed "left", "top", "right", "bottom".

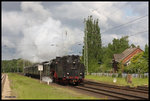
[{"left": 16, "top": 2, "right": 83, "bottom": 62}]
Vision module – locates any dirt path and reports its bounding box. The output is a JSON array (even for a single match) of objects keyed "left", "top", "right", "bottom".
[{"left": 2, "top": 74, "right": 16, "bottom": 100}]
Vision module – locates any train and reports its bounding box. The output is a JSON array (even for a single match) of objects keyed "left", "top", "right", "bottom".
[{"left": 24, "top": 55, "right": 85, "bottom": 85}]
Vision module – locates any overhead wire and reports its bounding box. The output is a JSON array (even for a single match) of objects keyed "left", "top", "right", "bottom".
[
  {"left": 101, "top": 14, "right": 148, "bottom": 34},
  {"left": 128, "top": 30, "right": 148, "bottom": 37},
  {"left": 90, "top": 5, "right": 148, "bottom": 46},
  {"left": 90, "top": 3, "right": 148, "bottom": 34}
]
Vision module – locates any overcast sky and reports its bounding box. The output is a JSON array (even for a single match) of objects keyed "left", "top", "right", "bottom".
[{"left": 2, "top": 1, "right": 149, "bottom": 62}]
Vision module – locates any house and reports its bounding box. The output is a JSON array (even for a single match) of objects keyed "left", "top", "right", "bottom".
[{"left": 112, "top": 47, "right": 143, "bottom": 72}]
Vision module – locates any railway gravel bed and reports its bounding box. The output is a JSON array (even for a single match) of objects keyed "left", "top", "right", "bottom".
[
  {"left": 47, "top": 80, "right": 148, "bottom": 100},
  {"left": 84, "top": 79, "right": 148, "bottom": 93},
  {"left": 81, "top": 80, "right": 148, "bottom": 100}
]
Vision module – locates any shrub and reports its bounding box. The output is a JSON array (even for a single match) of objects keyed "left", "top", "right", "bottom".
[
  {"left": 112, "top": 74, "right": 116, "bottom": 78},
  {"left": 118, "top": 72, "right": 122, "bottom": 78}
]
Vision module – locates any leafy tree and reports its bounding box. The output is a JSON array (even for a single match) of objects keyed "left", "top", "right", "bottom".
[
  {"left": 82, "top": 15, "right": 102, "bottom": 73},
  {"left": 101, "top": 36, "right": 130, "bottom": 72},
  {"left": 137, "top": 45, "right": 140, "bottom": 48},
  {"left": 117, "top": 60, "right": 124, "bottom": 73},
  {"left": 125, "top": 52, "right": 148, "bottom": 74},
  {"left": 112, "top": 36, "right": 129, "bottom": 54},
  {"left": 130, "top": 44, "right": 136, "bottom": 48},
  {"left": 143, "top": 44, "right": 149, "bottom": 60}
]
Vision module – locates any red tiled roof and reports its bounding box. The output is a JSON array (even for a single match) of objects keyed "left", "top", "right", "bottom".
[{"left": 113, "top": 47, "right": 138, "bottom": 62}]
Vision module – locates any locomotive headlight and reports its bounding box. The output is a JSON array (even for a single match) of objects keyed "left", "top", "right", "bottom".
[
  {"left": 67, "top": 72, "right": 69, "bottom": 75},
  {"left": 80, "top": 73, "right": 82, "bottom": 75},
  {"left": 73, "top": 61, "right": 75, "bottom": 64}
]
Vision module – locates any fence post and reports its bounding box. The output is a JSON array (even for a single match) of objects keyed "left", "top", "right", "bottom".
[{"left": 127, "top": 74, "right": 132, "bottom": 84}]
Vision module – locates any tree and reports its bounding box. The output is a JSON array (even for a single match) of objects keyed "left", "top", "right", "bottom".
[
  {"left": 82, "top": 15, "right": 102, "bottom": 73},
  {"left": 112, "top": 36, "right": 129, "bottom": 54},
  {"left": 101, "top": 36, "right": 130, "bottom": 72},
  {"left": 125, "top": 52, "right": 148, "bottom": 74},
  {"left": 130, "top": 44, "right": 136, "bottom": 48},
  {"left": 143, "top": 44, "right": 149, "bottom": 60},
  {"left": 117, "top": 60, "right": 124, "bottom": 73},
  {"left": 137, "top": 45, "right": 140, "bottom": 48}
]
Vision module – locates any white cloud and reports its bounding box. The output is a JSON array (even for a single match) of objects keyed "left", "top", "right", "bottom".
[
  {"left": 2, "top": 37, "right": 15, "bottom": 48},
  {"left": 2, "top": 2, "right": 84, "bottom": 62},
  {"left": 101, "top": 33, "right": 122, "bottom": 46},
  {"left": 21, "top": 2, "right": 50, "bottom": 26},
  {"left": 2, "top": 11, "right": 25, "bottom": 35},
  {"left": 51, "top": 2, "right": 127, "bottom": 32},
  {"left": 129, "top": 34, "right": 148, "bottom": 50}
]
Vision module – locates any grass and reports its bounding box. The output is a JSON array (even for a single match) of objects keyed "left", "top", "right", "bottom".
[
  {"left": 85, "top": 75, "right": 149, "bottom": 87},
  {"left": 8, "top": 73, "right": 97, "bottom": 99}
]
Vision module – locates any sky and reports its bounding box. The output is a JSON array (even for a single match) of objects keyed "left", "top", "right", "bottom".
[{"left": 2, "top": 1, "right": 149, "bottom": 62}]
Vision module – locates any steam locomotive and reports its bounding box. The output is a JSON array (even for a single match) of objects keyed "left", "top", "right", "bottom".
[{"left": 24, "top": 55, "right": 85, "bottom": 85}]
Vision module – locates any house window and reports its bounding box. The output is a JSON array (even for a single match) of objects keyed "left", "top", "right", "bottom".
[{"left": 125, "top": 60, "right": 131, "bottom": 66}]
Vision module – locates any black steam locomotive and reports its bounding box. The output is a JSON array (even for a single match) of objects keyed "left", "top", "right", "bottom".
[{"left": 24, "top": 55, "right": 85, "bottom": 85}]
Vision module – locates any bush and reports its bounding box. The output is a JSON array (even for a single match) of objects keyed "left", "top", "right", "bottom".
[
  {"left": 118, "top": 73, "right": 122, "bottom": 78},
  {"left": 141, "top": 74, "right": 145, "bottom": 78},
  {"left": 112, "top": 74, "right": 116, "bottom": 78}
]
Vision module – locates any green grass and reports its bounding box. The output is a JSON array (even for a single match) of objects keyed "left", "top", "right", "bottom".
[
  {"left": 8, "top": 73, "right": 97, "bottom": 99},
  {"left": 85, "top": 75, "right": 149, "bottom": 87}
]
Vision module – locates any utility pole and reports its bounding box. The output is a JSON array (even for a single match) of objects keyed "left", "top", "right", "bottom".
[
  {"left": 17, "top": 60, "right": 19, "bottom": 73},
  {"left": 86, "top": 24, "right": 88, "bottom": 75},
  {"left": 23, "top": 59, "right": 25, "bottom": 73},
  {"left": 84, "top": 20, "right": 86, "bottom": 74},
  {"left": 62, "top": 31, "right": 64, "bottom": 57},
  {"left": 66, "top": 31, "right": 68, "bottom": 55},
  {"left": 40, "top": 70, "right": 41, "bottom": 83},
  {"left": 84, "top": 19, "right": 88, "bottom": 75},
  {"left": 17, "top": 62, "right": 18, "bottom": 73}
]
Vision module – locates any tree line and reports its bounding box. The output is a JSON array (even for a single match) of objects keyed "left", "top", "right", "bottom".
[{"left": 2, "top": 58, "right": 33, "bottom": 73}]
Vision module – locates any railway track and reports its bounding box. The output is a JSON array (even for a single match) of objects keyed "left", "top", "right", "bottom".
[
  {"left": 1, "top": 74, "right": 7, "bottom": 92},
  {"left": 73, "top": 80, "right": 148, "bottom": 100},
  {"left": 137, "top": 85, "right": 149, "bottom": 91},
  {"left": 84, "top": 80, "right": 148, "bottom": 93}
]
